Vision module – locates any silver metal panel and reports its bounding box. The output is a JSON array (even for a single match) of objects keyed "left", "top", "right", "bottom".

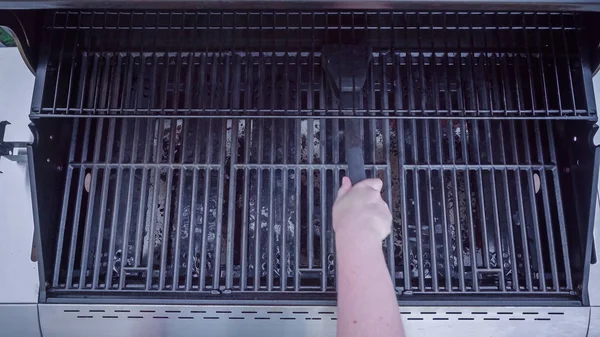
[
  {"left": 0, "top": 48, "right": 39, "bottom": 304},
  {"left": 588, "top": 307, "right": 600, "bottom": 337},
  {"left": 0, "top": 158, "right": 39, "bottom": 303},
  {"left": 590, "top": 73, "right": 600, "bottom": 306},
  {"left": 39, "top": 304, "right": 590, "bottom": 337},
  {"left": 0, "top": 48, "right": 34, "bottom": 143},
  {"left": 0, "top": 304, "right": 41, "bottom": 337},
  {"left": 589, "top": 180, "right": 600, "bottom": 305}
]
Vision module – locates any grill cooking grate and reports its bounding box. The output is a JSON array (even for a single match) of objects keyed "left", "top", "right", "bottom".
[
  {"left": 35, "top": 10, "right": 591, "bottom": 300},
  {"left": 35, "top": 11, "right": 595, "bottom": 118},
  {"left": 50, "top": 117, "right": 574, "bottom": 294}
]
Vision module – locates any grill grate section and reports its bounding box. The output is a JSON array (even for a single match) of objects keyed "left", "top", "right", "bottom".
[
  {"left": 35, "top": 11, "right": 594, "bottom": 119},
  {"left": 36, "top": 10, "right": 591, "bottom": 301},
  {"left": 51, "top": 117, "right": 574, "bottom": 294}
]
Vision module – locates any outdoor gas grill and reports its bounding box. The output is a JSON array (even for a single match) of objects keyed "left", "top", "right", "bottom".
[{"left": 1, "top": 2, "right": 600, "bottom": 336}]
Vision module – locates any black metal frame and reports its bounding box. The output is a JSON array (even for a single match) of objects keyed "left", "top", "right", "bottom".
[
  {"left": 23, "top": 10, "right": 600, "bottom": 306},
  {"left": 0, "top": 121, "right": 12, "bottom": 157},
  {"left": 42, "top": 291, "right": 584, "bottom": 307},
  {"left": 2, "top": 0, "right": 600, "bottom": 11}
]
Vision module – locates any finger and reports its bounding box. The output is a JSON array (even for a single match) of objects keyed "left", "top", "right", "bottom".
[
  {"left": 335, "top": 176, "right": 352, "bottom": 201},
  {"left": 353, "top": 178, "right": 383, "bottom": 192}
]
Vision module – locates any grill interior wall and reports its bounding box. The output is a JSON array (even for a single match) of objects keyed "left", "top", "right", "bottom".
[{"left": 32, "top": 10, "right": 598, "bottom": 301}]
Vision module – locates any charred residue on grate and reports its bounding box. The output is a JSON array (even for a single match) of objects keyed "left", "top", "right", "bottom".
[
  {"left": 50, "top": 116, "right": 574, "bottom": 295},
  {"left": 384, "top": 119, "right": 572, "bottom": 292}
]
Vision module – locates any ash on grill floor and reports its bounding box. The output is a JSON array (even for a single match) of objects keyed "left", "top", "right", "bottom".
[{"left": 51, "top": 117, "right": 573, "bottom": 295}]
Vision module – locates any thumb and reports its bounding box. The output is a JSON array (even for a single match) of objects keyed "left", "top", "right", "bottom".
[
  {"left": 335, "top": 176, "right": 352, "bottom": 201},
  {"left": 354, "top": 178, "right": 383, "bottom": 192}
]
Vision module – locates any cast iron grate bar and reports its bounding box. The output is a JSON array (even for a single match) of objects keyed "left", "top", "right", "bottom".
[
  {"left": 33, "top": 11, "right": 594, "bottom": 119},
  {"left": 50, "top": 117, "right": 574, "bottom": 294}
]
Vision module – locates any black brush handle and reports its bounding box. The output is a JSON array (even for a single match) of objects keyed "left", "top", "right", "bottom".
[
  {"left": 345, "top": 120, "right": 367, "bottom": 184},
  {"left": 341, "top": 92, "right": 366, "bottom": 184}
]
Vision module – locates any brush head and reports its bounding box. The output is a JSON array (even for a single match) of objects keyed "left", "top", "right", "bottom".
[{"left": 321, "top": 45, "right": 372, "bottom": 93}]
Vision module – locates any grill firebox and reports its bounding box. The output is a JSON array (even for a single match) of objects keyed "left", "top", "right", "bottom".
[{"left": 30, "top": 10, "right": 598, "bottom": 304}]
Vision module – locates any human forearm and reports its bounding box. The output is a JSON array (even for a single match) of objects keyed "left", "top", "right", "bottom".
[{"left": 335, "top": 231, "right": 404, "bottom": 337}]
